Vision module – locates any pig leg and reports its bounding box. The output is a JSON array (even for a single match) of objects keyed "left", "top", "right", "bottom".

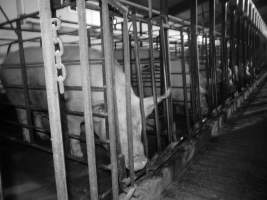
[
  {"left": 67, "top": 115, "right": 83, "bottom": 158},
  {"left": 16, "top": 108, "right": 31, "bottom": 142}
]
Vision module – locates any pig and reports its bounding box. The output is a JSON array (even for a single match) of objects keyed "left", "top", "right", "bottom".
[{"left": 0, "top": 46, "right": 170, "bottom": 171}]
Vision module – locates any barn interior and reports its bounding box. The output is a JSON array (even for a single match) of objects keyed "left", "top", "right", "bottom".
[{"left": 0, "top": 0, "right": 267, "bottom": 200}]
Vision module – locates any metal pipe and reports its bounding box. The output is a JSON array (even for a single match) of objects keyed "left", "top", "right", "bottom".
[
  {"left": 39, "top": 0, "right": 68, "bottom": 199},
  {"left": 148, "top": 0, "right": 161, "bottom": 151},
  {"left": 0, "top": 11, "right": 39, "bottom": 27},
  {"left": 122, "top": 13, "right": 135, "bottom": 185},
  {"left": 190, "top": 0, "right": 201, "bottom": 121},
  {"left": 0, "top": 6, "right": 16, "bottom": 30},
  {"left": 101, "top": 0, "right": 119, "bottom": 199},
  {"left": 159, "top": 17, "right": 173, "bottom": 143},
  {"left": 76, "top": 0, "right": 98, "bottom": 199},
  {"left": 132, "top": 12, "right": 149, "bottom": 157},
  {"left": 16, "top": 20, "right": 34, "bottom": 142},
  {"left": 209, "top": 0, "right": 216, "bottom": 108},
  {"left": 222, "top": 0, "right": 228, "bottom": 99},
  {"left": 180, "top": 30, "right": 191, "bottom": 136}
]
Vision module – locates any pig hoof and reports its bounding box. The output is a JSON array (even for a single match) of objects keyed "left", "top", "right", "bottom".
[{"left": 134, "top": 156, "right": 148, "bottom": 171}]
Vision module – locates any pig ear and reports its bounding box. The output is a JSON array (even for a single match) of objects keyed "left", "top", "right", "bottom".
[{"left": 143, "top": 88, "right": 171, "bottom": 117}]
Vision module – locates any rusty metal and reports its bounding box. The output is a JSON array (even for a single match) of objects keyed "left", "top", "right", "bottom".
[
  {"left": 76, "top": 0, "right": 99, "bottom": 199},
  {"left": 101, "top": 0, "right": 119, "bottom": 198},
  {"left": 39, "top": 0, "right": 68, "bottom": 199},
  {"left": 132, "top": 12, "right": 149, "bottom": 157},
  {"left": 122, "top": 12, "right": 135, "bottom": 185}
]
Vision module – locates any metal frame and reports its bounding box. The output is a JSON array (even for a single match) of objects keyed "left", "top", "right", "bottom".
[{"left": 1, "top": 0, "right": 267, "bottom": 199}]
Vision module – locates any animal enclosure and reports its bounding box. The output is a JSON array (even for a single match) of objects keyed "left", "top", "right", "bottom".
[{"left": 0, "top": 0, "right": 267, "bottom": 199}]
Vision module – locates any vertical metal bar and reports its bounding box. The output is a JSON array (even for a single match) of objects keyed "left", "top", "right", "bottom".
[
  {"left": 76, "top": 1, "right": 98, "bottom": 199},
  {"left": 148, "top": 0, "right": 161, "bottom": 151},
  {"left": 222, "top": 0, "right": 228, "bottom": 99},
  {"left": 160, "top": 0, "right": 174, "bottom": 143},
  {"left": 39, "top": 1, "right": 68, "bottom": 199},
  {"left": 16, "top": 20, "right": 34, "bottom": 142},
  {"left": 122, "top": 13, "right": 135, "bottom": 185},
  {"left": 180, "top": 30, "right": 191, "bottom": 136},
  {"left": 190, "top": 0, "right": 201, "bottom": 121},
  {"left": 132, "top": 12, "right": 149, "bottom": 157},
  {"left": 101, "top": 1, "right": 119, "bottom": 198},
  {"left": 209, "top": 0, "right": 216, "bottom": 108},
  {"left": 229, "top": 4, "right": 235, "bottom": 92}
]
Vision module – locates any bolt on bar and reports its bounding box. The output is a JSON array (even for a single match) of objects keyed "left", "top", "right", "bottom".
[
  {"left": 76, "top": 0, "right": 98, "bottom": 199},
  {"left": 122, "top": 13, "right": 135, "bottom": 185},
  {"left": 39, "top": 0, "right": 68, "bottom": 199},
  {"left": 101, "top": 0, "right": 119, "bottom": 199}
]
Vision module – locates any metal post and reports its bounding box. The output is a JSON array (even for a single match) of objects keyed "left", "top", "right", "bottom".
[
  {"left": 132, "top": 12, "right": 149, "bottom": 156},
  {"left": 76, "top": 0, "right": 98, "bottom": 199},
  {"left": 160, "top": 0, "right": 174, "bottom": 143},
  {"left": 148, "top": 0, "right": 161, "bottom": 151},
  {"left": 101, "top": 1, "right": 119, "bottom": 199},
  {"left": 180, "top": 30, "right": 191, "bottom": 136},
  {"left": 190, "top": 0, "right": 201, "bottom": 121},
  {"left": 229, "top": 4, "right": 235, "bottom": 93},
  {"left": 39, "top": 1, "right": 68, "bottom": 199},
  {"left": 222, "top": 0, "right": 228, "bottom": 99},
  {"left": 16, "top": 20, "right": 34, "bottom": 142},
  {"left": 122, "top": 13, "right": 135, "bottom": 185},
  {"left": 209, "top": 0, "right": 216, "bottom": 108}
]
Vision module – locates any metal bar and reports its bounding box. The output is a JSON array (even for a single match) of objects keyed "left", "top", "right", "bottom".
[
  {"left": 76, "top": 0, "right": 99, "bottom": 199},
  {"left": 229, "top": 4, "right": 235, "bottom": 94},
  {"left": 132, "top": 12, "right": 149, "bottom": 157},
  {"left": 101, "top": 0, "right": 119, "bottom": 199},
  {"left": 0, "top": 11, "right": 39, "bottom": 27},
  {"left": 180, "top": 30, "right": 191, "bottom": 136},
  {"left": 16, "top": 20, "right": 34, "bottom": 142},
  {"left": 209, "top": 0, "right": 216, "bottom": 108},
  {"left": 122, "top": 13, "right": 135, "bottom": 185},
  {"left": 222, "top": 0, "right": 228, "bottom": 99},
  {"left": 38, "top": 1, "right": 68, "bottom": 199},
  {"left": 159, "top": 18, "right": 173, "bottom": 143},
  {"left": 190, "top": 0, "right": 201, "bottom": 121},
  {"left": 0, "top": 6, "right": 15, "bottom": 30},
  {"left": 148, "top": 0, "right": 161, "bottom": 151}
]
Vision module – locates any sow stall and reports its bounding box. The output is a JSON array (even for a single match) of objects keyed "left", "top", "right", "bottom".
[{"left": 0, "top": 0, "right": 266, "bottom": 199}]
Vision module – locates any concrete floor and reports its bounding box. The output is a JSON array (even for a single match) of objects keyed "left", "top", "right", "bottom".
[
  {"left": 161, "top": 83, "right": 267, "bottom": 199},
  {"left": 0, "top": 139, "right": 112, "bottom": 200}
]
